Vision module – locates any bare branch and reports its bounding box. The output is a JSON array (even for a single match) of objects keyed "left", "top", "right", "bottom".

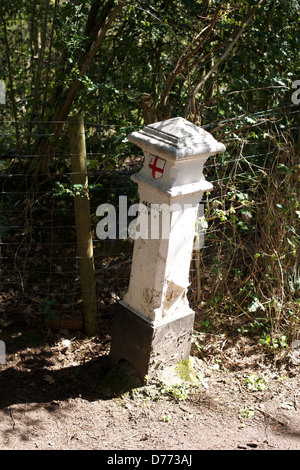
[
  {"left": 184, "top": 0, "right": 267, "bottom": 117},
  {"left": 0, "top": 0, "right": 20, "bottom": 155},
  {"left": 159, "top": 5, "right": 221, "bottom": 109},
  {"left": 40, "top": 0, "right": 127, "bottom": 172}
]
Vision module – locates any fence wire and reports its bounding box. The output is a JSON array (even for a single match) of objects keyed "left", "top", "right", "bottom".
[{"left": 0, "top": 105, "right": 298, "bottom": 334}]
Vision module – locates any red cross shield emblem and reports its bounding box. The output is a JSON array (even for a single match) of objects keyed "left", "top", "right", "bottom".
[{"left": 148, "top": 155, "right": 166, "bottom": 179}]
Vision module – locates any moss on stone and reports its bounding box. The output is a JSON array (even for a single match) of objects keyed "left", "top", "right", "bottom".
[{"left": 175, "top": 358, "right": 199, "bottom": 384}]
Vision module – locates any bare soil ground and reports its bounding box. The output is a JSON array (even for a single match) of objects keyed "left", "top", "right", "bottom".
[{"left": 1, "top": 310, "right": 300, "bottom": 452}]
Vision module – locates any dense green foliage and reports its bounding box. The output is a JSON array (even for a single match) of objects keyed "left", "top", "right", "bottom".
[
  {"left": 0, "top": 0, "right": 299, "bottom": 345},
  {"left": 1, "top": 0, "right": 298, "bottom": 128}
]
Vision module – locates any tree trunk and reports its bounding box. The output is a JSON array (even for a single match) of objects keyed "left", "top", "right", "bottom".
[{"left": 69, "top": 114, "right": 98, "bottom": 336}]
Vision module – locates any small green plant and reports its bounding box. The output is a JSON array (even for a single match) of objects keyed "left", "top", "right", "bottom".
[
  {"left": 260, "top": 332, "right": 288, "bottom": 349},
  {"left": 239, "top": 407, "right": 254, "bottom": 420},
  {"left": 199, "top": 319, "right": 211, "bottom": 333},
  {"left": 237, "top": 318, "right": 268, "bottom": 336},
  {"left": 54, "top": 181, "right": 85, "bottom": 198},
  {"left": 162, "top": 414, "right": 171, "bottom": 422},
  {"left": 54, "top": 181, "right": 103, "bottom": 199},
  {"left": 245, "top": 374, "right": 268, "bottom": 392},
  {"left": 193, "top": 337, "right": 202, "bottom": 353},
  {"left": 160, "top": 383, "right": 189, "bottom": 402}
]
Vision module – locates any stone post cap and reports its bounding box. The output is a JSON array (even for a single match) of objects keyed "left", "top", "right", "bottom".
[
  {"left": 128, "top": 116, "right": 226, "bottom": 160},
  {"left": 128, "top": 117, "right": 225, "bottom": 197}
]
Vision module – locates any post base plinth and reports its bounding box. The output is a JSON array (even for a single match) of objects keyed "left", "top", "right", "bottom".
[{"left": 109, "top": 302, "right": 195, "bottom": 380}]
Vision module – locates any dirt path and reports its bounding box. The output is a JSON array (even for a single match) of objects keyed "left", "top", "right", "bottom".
[{"left": 1, "top": 328, "right": 300, "bottom": 451}]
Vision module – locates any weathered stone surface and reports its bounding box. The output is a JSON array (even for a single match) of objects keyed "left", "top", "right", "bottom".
[
  {"left": 109, "top": 302, "right": 195, "bottom": 380},
  {"left": 128, "top": 117, "right": 226, "bottom": 161},
  {"left": 109, "top": 117, "right": 225, "bottom": 379},
  {"left": 123, "top": 117, "right": 225, "bottom": 325}
]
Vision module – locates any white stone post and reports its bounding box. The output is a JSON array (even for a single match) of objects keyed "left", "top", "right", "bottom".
[{"left": 109, "top": 117, "right": 225, "bottom": 379}]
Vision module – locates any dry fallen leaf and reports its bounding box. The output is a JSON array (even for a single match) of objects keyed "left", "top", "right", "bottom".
[{"left": 44, "top": 375, "right": 55, "bottom": 384}]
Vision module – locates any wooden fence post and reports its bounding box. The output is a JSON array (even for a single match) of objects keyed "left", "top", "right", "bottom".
[{"left": 68, "top": 114, "right": 98, "bottom": 336}]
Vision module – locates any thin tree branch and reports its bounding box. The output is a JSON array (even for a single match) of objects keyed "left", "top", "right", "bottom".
[
  {"left": 184, "top": 0, "right": 267, "bottom": 117},
  {"left": 159, "top": 5, "right": 221, "bottom": 109},
  {"left": 57, "top": 0, "right": 127, "bottom": 124},
  {"left": 0, "top": 0, "right": 20, "bottom": 155},
  {"left": 27, "top": 0, "right": 50, "bottom": 147},
  {"left": 40, "top": 0, "right": 127, "bottom": 172},
  {"left": 41, "top": 0, "right": 60, "bottom": 121}
]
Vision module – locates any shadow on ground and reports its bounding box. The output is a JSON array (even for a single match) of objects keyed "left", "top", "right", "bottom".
[{"left": 0, "top": 353, "right": 143, "bottom": 409}]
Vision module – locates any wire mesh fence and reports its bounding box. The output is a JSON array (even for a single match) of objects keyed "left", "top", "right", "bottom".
[{"left": 0, "top": 105, "right": 299, "bottom": 340}]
